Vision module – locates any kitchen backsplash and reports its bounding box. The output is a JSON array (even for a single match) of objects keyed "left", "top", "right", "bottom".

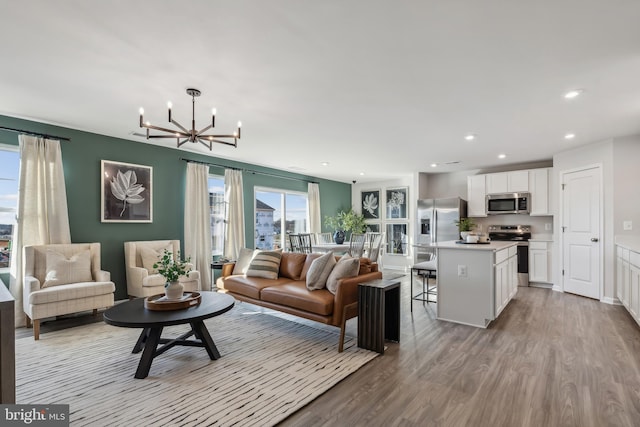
[{"left": 473, "top": 214, "right": 553, "bottom": 235}]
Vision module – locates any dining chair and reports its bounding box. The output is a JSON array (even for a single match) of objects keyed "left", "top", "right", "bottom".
[
  {"left": 317, "top": 232, "right": 334, "bottom": 244},
  {"left": 349, "top": 233, "right": 367, "bottom": 258},
  {"left": 364, "top": 232, "right": 384, "bottom": 263},
  {"left": 298, "top": 233, "right": 313, "bottom": 253},
  {"left": 288, "top": 234, "right": 301, "bottom": 252}
]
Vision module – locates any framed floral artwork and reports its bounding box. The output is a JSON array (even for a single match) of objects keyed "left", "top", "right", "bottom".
[
  {"left": 101, "top": 160, "right": 153, "bottom": 223},
  {"left": 386, "top": 223, "right": 408, "bottom": 255},
  {"left": 361, "top": 189, "right": 380, "bottom": 219},
  {"left": 385, "top": 187, "right": 408, "bottom": 219}
]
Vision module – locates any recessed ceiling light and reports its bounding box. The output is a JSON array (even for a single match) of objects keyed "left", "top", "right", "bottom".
[
  {"left": 465, "top": 134, "right": 476, "bottom": 141},
  {"left": 564, "top": 133, "right": 576, "bottom": 140},
  {"left": 321, "top": 162, "right": 329, "bottom": 166},
  {"left": 430, "top": 163, "right": 438, "bottom": 168},
  {"left": 359, "top": 172, "right": 365, "bottom": 176},
  {"left": 564, "top": 89, "right": 583, "bottom": 99},
  {"left": 498, "top": 154, "right": 506, "bottom": 159}
]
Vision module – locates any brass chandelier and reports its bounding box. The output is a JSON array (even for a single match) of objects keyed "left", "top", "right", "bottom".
[{"left": 138, "top": 88, "right": 241, "bottom": 150}]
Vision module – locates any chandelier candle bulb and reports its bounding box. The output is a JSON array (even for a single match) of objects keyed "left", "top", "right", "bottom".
[
  {"left": 237, "top": 121, "right": 242, "bottom": 138},
  {"left": 167, "top": 101, "right": 172, "bottom": 122},
  {"left": 139, "top": 108, "right": 144, "bottom": 127},
  {"left": 212, "top": 108, "right": 216, "bottom": 127}
]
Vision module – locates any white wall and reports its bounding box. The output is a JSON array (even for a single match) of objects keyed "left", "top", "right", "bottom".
[{"left": 613, "top": 136, "right": 640, "bottom": 236}]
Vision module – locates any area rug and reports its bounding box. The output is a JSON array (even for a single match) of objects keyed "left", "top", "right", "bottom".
[{"left": 15, "top": 305, "right": 377, "bottom": 426}]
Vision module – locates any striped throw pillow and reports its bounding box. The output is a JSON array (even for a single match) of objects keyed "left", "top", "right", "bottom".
[{"left": 246, "top": 250, "right": 283, "bottom": 279}]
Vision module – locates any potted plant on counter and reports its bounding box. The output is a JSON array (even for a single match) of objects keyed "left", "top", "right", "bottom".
[
  {"left": 324, "top": 209, "right": 366, "bottom": 243},
  {"left": 455, "top": 217, "right": 476, "bottom": 241}
]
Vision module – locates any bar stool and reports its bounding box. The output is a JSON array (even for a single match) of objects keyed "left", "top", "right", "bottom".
[{"left": 411, "top": 256, "right": 437, "bottom": 312}]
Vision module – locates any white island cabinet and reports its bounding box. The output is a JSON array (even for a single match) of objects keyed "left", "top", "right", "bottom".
[{"left": 434, "top": 241, "right": 518, "bottom": 328}]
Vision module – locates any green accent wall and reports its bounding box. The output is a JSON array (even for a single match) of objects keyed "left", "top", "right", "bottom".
[{"left": 0, "top": 115, "right": 351, "bottom": 298}]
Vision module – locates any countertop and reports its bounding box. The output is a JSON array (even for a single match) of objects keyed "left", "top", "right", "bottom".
[
  {"left": 431, "top": 240, "right": 518, "bottom": 251},
  {"left": 615, "top": 236, "right": 640, "bottom": 253}
]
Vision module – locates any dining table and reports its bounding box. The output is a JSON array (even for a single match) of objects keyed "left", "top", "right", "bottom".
[{"left": 311, "top": 242, "right": 350, "bottom": 253}]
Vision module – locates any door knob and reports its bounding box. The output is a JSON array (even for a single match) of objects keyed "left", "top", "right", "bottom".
[{"left": 591, "top": 237, "right": 599, "bottom": 242}]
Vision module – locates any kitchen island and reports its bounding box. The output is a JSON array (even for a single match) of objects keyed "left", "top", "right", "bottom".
[{"left": 432, "top": 240, "right": 519, "bottom": 328}]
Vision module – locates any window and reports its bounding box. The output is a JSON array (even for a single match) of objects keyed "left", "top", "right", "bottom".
[
  {"left": 0, "top": 145, "right": 19, "bottom": 270},
  {"left": 254, "top": 188, "right": 308, "bottom": 250},
  {"left": 208, "top": 176, "right": 225, "bottom": 257}
]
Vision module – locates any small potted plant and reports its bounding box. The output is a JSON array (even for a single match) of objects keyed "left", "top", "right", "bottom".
[
  {"left": 153, "top": 249, "right": 192, "bottom": 300},
  {"left": 455, "top": 217, "right": 476, "bottom": 240}
]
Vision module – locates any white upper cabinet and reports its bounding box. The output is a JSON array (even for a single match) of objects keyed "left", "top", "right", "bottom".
[
  {"left": 467, "top": 174, "right": 487, "bottom": 217},
  {"left": 486, "top": 171, "right": 529, "bottom": 194},
  {"left": 529, "top": 168, "right": 551, "bottom": 216}
]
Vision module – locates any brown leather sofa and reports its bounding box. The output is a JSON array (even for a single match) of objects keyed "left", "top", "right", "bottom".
[{"left": 217, "top": 252, "right": 383, "bottom": 351}]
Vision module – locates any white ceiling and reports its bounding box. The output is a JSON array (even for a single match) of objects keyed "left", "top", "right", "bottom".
[{"left": 1, "top": 1, "right": 639, "bottom": 183}]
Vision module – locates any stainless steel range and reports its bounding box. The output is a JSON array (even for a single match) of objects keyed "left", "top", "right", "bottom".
[{"left": 488, "top": 225, "right": 531, "bottom": 286}]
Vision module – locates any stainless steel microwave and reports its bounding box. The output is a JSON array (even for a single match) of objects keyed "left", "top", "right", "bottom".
[{"left": 486, "top": 192, "right": 530, "bottom": 215}]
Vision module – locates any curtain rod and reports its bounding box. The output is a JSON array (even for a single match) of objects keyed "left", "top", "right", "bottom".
[
  {"left": 0, "top": 125, "right": 71, "bottom": 141},
  {"left": 181, "top": 158, "right": 318, "bottom": 184}
]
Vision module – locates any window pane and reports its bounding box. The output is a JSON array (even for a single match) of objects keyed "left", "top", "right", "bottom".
[
  {"left": 285, "top": 193, "right": 307, "bottom": 235},
  {"left": 208, "top": 176, "right": 225, "bottom": 257},
  {"left": 255, "top": 191, "right": 280, "bottom": 250},
  {"left": 0, "top": 147, "right": 19, "bottom": 269}
]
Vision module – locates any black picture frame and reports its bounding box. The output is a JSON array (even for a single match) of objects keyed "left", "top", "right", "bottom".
[
  {"left": 101, "top": 160, "right": 153, "bottom": 223},
  {"left": 386, "top": 223, "right": 408, "bottom": 255},
  {"left": 361, "top": 189, "right": 380, "bottom": 219}
]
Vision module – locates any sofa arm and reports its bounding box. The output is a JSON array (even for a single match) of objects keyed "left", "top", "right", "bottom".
[
  {"left": 143, "top": 274, "right": 166, "bottom": 288},
  {"left": 95, "top": 270, "right": 111, "bottom": 282},
  {"left": 332, "top": 271, "right": 383, "bottom": 323},
  {"left": 221, "top": 262, "right": 236, "bottom": 278},
  {"left": 24, "top": 275, "right": 41, "bottom": 295},
  {"left": 186, "top": 270, "right": 200, "bottom": 281}
]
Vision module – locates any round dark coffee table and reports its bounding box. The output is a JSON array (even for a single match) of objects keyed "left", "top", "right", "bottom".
[{"left": 104, "top": 291, "right": 235, "bottom": 379}]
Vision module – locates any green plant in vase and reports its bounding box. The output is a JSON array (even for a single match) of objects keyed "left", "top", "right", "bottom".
[
  {"left": 324, "top": 209, "right": 366, "bottom": 243},
  {"left": 454, "top": 217, "right": 476, "bottom": 240},
  {"left": 153, "top": 249, "right": 192, "bottom": 299}
]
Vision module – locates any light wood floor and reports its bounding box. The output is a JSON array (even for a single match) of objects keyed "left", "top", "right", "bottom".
[
  {"left": 280, "top": 273, "right": 640, "bottom": 427},
  {"left": 16, "top": 273, "right": 640, "bottom": 426}
]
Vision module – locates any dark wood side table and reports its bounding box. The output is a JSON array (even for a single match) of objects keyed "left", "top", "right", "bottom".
[
  {"left": 358, "top": 279, "right": 400, "bottom": 354},
  {"left": 211, "top": 261, "right": 226, "bottom": 289}
]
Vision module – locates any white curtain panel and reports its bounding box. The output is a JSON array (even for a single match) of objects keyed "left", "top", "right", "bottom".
[
  {"left": 308, "top": 182, "right": 321, "bottom": 234},
  {"left": 9, "top": 135, "right": 71, "bottom": 326},
  {"left": 184, "top": 162, "right": 212, "bottom": 291},
  {"left": 224, "top": 169, "right": 245, "bottom": 260}
]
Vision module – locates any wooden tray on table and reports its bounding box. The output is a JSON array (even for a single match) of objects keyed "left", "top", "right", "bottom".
[{"left": 144, "top": 292, "right": 202, "bottom": 311}]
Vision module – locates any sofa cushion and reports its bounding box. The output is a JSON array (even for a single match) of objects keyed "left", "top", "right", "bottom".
[
  {"left": 43, "top": 249, "right": 93, "bottom": 288},
  {"left": 29, "top": 281, "right": 115, "bottom": 304},
  {"left": 299, "top": 253, "right": 324, "bottom": 281},
  {"left": 261, "top": 281, "right": 334, "bottom": 316},
  {"left": 232, "top": 248, "right": 255, "bottom": 275},
  {"left": 279, "top": 252, "right": 307, "bottom": 280},
  {"left": 140, "top": 245, "right": 172, "bottom": 274},
  {"left": 221, "top": 275, "right": 293, "bottom": 300},
  {"left": 246, "top": 250, "right": 283, "bottom": 279},
  {"left": 326, "top": 254, "right": 360, "bottom": 294},
  {"left": 305, "top": 252, "right": 336, "bottom": 290}
]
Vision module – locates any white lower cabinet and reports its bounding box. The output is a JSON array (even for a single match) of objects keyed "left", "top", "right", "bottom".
[
  {"left": 495, "top": 247, "right": 517, "bottom": 317},
  {"left": 616, "top": 245, "right": 640, "bottom": 327},
  {"left": 529, "top": 241, "right": 552, "bottom": 284}
]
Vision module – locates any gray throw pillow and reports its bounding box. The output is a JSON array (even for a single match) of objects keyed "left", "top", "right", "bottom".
[
  {"left": 326, "top": 254, "right": 360, "bottom": 294},
  {"left": 246, "top": 250, "right": 283, "bottom": 279},
  {"left": 305, "top": 251, "right": 337, "bottom": 290}
]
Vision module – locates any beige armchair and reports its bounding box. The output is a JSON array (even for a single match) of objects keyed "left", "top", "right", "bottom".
[
  {"left": 23, "top": 242, "right": 115, "bottom": 340},
  {"left": 124, "top": 240, "right": 200, "bottom": 298}
]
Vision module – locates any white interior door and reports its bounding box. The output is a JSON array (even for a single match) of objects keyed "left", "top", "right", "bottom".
[{"left": 561, "top": 166, "right": 601, "bottom": 299}]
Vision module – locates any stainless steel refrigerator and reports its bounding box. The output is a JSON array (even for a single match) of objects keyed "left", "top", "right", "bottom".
[{"left": 415, "top": 197, "right": 468, "bottom": 262}]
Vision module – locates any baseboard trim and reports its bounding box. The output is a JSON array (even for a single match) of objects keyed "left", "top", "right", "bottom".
[
  {"left": 601, "top": 296, "right": 621, "bottom": 305},
  {"left": 552, "top": 285, "right": 563, "bottom": 292}
]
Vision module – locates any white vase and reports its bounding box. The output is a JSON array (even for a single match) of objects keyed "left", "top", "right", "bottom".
[
  {"left": 165, "top": 281, "right": 184, "bottom": 300},
  {"left": 460, "top": 231, "right": 470, "bottom": 241}
]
